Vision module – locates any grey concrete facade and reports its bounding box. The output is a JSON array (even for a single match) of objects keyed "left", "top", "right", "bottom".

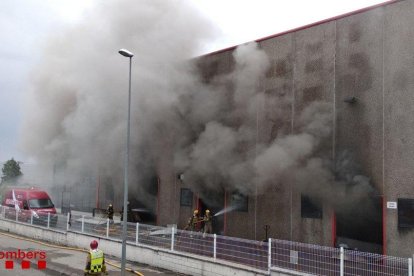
[
  {"left": 383, "top": 0, "right": 414, "bottom": 257},
  {"left": 154, "top": 0, "right": 414, "bottom": 257}
]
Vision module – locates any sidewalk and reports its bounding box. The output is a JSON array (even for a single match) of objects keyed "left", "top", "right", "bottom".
[{"left": 0, "top": 230, "right": 183, "bottom": 275}]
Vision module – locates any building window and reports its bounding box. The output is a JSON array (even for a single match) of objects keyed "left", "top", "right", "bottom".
[
  {"left": 301, "top": 195, "right": 322, "bottom": 219},
  {"left": 180, "top": 188, "right": 193, "bottom": 207},
  {"left": 398, "top": 198, "right": 414, "bottom": 228},
  {"left": 231, "top": 192, "right": 248, "bottom": 212}
]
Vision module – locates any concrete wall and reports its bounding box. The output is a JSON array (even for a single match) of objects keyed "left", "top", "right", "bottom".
[
  {"left": 0, "top": 219, "right": 267, "bottom": 276},
  {"left": 157, "top": 149, "right": 177, "bottom": 226},
  {"left": 255, "top": 33, "right": 295, "bottom": 242},
  {"left": 335, "top": 6, "right": 384, "bottom": 194},
  {"left": 383, "top": 0, "right": 414, "bottom": 257},
  {"left": 290, "top": 21, "right": 336, "bottom": 247}
]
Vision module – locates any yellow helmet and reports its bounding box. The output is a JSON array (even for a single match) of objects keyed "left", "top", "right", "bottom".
[
  {"left": 205, "top": 209, "right": 210, "bottom": 213},
  {"left": 193, "top": 210, "right": 199, "bottom": 215}
]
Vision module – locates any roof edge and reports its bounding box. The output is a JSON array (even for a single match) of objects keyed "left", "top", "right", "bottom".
[{"left": 202, "top": 0, "right": 399, "bottom": 57}]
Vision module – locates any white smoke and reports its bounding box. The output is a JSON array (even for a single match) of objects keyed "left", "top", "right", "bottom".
[
  {"left": 19, "top": 0, "right": 375, "bottom": 213},
  {"left": 20, "top": 0, "right": 218, "bottom": 207}
]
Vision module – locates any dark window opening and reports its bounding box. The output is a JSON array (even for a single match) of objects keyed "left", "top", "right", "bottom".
[
  {"left": 180, "top": 188, "right": 193, "bottom": 207},
  {"left": 398, "top": 198, "right": 414, "bottom": 228},
  {"left": 231, "top": 192, "right": 248, "bottom": 212},
  {"left": 127, "top": 174, "right": 158, "bottom": 224},
  {"left": 301, "top": 195, "right": 322, "bottom": 219},
  {"left": 336, "top": 196, "right": 383, "bottom": 254}
]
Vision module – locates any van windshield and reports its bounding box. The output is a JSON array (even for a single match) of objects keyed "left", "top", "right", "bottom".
[{"left": 29, "top": 199, "right": 54, "bottom": 209}]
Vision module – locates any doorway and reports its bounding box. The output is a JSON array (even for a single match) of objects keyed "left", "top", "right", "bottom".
[
  {"left": 335, "top": 196, "right": 383, "bottom": 254},
  {"left": 197, "top": 189, "right": 225, "bottom": 235}
]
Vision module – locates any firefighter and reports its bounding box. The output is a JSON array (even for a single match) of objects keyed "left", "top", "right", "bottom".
[
  {"left": 84, "top": 240, "right": 107, "bottom": 275},
  {"left": 203, "top": 209, "right": 213, "bottom": 235},
  {"left": 184, "top": 209, "right": 200, "bottom": 231},
  {"left": 107, "top": 204, "right": 114, "bottom": 223}
]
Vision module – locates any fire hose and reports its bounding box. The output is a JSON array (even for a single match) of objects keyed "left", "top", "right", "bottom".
[{"left": 0, "top": 231, "right": 144, "bottom": 276}]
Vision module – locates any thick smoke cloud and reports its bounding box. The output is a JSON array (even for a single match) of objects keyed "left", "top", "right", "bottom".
[
  {"left": 20, "top": 0, "right": 376, "bottom": 212},
  {"left": 20, "top": 0, "right": 218, "bottom": 207}
]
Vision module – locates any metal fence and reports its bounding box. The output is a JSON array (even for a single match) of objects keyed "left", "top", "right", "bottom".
[
  {"left": 0, "top": 205, "right": 412, "bottom": 275},
  {"left": 270, "top": 239, "right": 411, "bottom": 276}
]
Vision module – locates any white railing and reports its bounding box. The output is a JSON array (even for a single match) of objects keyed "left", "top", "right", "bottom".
[
  {"left": 270, "top": 238, "right": 411, "bottom": 276},
  {"left": 0, "top": 205, "right": 59, "bottom": 229},
  {"left": 0, "top": 205, "right": 411, "bottom": 276}
]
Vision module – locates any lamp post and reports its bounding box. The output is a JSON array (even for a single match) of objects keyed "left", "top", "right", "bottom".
[{"left": 118, "top": 48, "right": 133, "bottom": 276}]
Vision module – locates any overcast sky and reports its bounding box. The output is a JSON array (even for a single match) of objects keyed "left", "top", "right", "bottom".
[{"left": 0, "top": 0, "right": 387, "bottom": 162}]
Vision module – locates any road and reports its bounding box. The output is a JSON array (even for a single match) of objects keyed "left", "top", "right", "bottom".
[{"left": 0, "top": 231, "right": 184, "bottom": 275}]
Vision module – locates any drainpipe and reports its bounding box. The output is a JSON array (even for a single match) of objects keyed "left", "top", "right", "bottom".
[
  {"left": 332, "top": 212, "right": 336, "bottom": 247},
  {"left": 157, "top": 177, "right": 160, "bottom": 225},
  {"left": 224, "top": 190, "right": 227, "bottom": 235}
]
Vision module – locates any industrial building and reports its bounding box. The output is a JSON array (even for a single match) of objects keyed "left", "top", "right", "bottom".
[
  {"left": 147, "top": 0, "right": 414, "bottom": 258},
  {"left": 62, "top": 0, "right": 414, "bottom": 258}
]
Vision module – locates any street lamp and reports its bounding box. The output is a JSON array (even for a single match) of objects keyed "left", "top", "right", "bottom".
[{"left": 118, "top": 48, "right": 133, "bottom": 276}]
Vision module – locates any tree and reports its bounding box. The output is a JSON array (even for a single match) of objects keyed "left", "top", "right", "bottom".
[{"left": 1, "top": 158, "right": 23, "bottom": 184}]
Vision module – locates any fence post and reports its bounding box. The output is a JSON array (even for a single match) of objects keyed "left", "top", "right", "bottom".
[
  {"left": 213, "top": 234, "right": 217, "bottom": 260},
  {"left": 171, "top": 227, "right": 175, "bottom": 251},
  {"left": 30, "top": 212, "right": 33, "bottom": 225},
  {"left": 82, "top": 215, "right": 85, "bottom": 233},
  {"left": 340, "top": 247, "right": 344, "bottom": 276},
  {"left": 135, "top": 223, "right": 139, "bottom": 245},
  {"left": 47, "top": 213, "right": 50, "bottom": 228},
  {"left": 268, "top": 238, "right": 272, "bottom": 274},
  {"left": 66, "top": 213, "right": 70, "bottom": 231},
  {"left": 106, "top": 218, "right": 109, "bottom": 238},
  {"left": 409, "top": 258, "right": 413, "bottom": 276},
  {"left": 15, "top": 210, "right": 18, "bottom": 222}
]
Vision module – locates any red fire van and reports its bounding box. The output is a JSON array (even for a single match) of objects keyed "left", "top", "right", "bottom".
[{"left": 1, "top": 187, "right": 58, "bottom": 226}]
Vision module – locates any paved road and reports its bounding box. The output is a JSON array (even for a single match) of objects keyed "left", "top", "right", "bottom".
[{"left": 0, "top": 231, "right": 183, "bottom": 275}]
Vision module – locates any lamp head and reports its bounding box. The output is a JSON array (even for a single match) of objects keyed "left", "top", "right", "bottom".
[{"left": 119, "top": 49, "right": 134, "bottom": 58}]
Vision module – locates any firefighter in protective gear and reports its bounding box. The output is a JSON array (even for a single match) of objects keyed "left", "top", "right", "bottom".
[
  {"left": 107, "top": 204, "right": 114, "bottom": 223},
  {"left": 184, "top": 209, "right": 200, "bottom": 231},
  {"left": 203, "top": 209, "right": 213, "bottom": 234},
  {"left": 84, "top": 240, "right": 107, "bottom": 275}
]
